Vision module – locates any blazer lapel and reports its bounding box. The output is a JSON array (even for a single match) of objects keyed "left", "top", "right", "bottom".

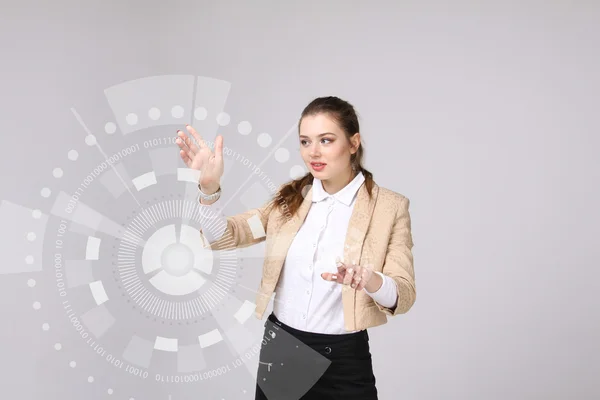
[
  {"left": 266, "top": 185, "right": 314, "bottom": 278},
  {"left": 342, "top": 181, "right": 378, "bottom": 264},
  {"left": 341, "top": 181, "right": 379, "bottom": 330}
]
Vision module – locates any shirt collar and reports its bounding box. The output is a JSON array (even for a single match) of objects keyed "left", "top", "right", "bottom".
[{"left": 312, "top": 171, "right": 365, "bottom": 206}]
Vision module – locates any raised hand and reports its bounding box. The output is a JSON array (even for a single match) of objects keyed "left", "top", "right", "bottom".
[
  {"left": 321, "top": 257, "right": 376, "bottom": 291},
  {"left": 176, "top": 125, "right": 224, "bottom": 192}
]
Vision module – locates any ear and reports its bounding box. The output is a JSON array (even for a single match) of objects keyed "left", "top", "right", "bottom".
[{"left": 350, "top": 132, "right": 361, "bottom": 154}]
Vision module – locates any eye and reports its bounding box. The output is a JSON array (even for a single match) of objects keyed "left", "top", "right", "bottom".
[{"left": 300, "top": 138, "right": 332, "bottom": 146}]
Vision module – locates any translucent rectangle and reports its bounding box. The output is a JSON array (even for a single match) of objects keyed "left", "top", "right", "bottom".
[
  {"left": 132, "top": 171, "right": 157, "bottom": 191},
  {"left": 89, "top": 280, "right": 109, "bottom": 305},
  {"left": 198, "top": 329, "right": 223, "bottom": 348},
  {"left": 154, "top": 336, "right": 178, "bottom": 352},
  {"left": 234, "top": 300, "right": 256, "bottom": 324},
  {"left": 86, "top": 236, "right": 101, "bottom": 260},
  {"left": 177, "top": 168, "right": 201, "bottom": 183}
]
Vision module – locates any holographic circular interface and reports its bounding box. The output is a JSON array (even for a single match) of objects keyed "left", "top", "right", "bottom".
[{"left": 5, "top": 75, "right": 309, "bottom": 399}]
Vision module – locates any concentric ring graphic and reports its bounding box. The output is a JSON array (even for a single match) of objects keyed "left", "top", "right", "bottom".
[
  {"left": 1, "top": 74, "right": 309, "bottom": 399},
  {"left": 116, "top": 199, "right": 237, "bottom": 318}
]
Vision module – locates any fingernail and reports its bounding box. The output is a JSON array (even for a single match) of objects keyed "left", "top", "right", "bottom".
[
  {"left": 351, "top": 284, "right": 356, "bottom": 288},
  {"left": 332, "top": 274, "right": 337, "bottom": 280},
  {"left": 348, "top": 268, "right": 353, "bottom": 274}
]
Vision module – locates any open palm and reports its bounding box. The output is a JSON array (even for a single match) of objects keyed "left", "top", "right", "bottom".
[{"left": 176, "top": 125, "right": 224, "bottom": 190}]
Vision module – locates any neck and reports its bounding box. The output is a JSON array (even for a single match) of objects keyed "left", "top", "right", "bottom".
[{"left": 322, "top": 168, "right": 357, "bottom": 194}]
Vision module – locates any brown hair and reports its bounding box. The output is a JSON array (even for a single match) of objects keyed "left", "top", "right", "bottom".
[{"left": 271, "top": 96, "right": 374, "bottom": 222}]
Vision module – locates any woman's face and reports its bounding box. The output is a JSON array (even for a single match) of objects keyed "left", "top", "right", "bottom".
[{"left": 298, "top": 113, "right": 359, "bottom": 183}]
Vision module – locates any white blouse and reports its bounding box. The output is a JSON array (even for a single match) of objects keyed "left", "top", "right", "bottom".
[
  {"left": 273, "top": 171, "right": 397, "bottom": 334},
  {"left": 201, "top": 172, "right": 398, "bottom": 335}
]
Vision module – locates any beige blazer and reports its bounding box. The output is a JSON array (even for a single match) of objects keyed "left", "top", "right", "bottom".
[{"left": 205, "top": 180, "right": 416, "bottom": 332}]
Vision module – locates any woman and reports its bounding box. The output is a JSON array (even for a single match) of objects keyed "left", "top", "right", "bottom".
[{"left": 176, "top": 96, "right": 415, "bottom": 399}]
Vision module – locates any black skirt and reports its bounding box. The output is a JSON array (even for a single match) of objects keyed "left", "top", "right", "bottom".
[{"left": 255, "top": 312, "right": 378, "bottom": 400}]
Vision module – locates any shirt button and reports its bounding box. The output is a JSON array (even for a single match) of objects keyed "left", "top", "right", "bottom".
[
  {"left": 302, "top": 314, "right": 306, "bottom": 319},
  {"left": 306, "top": 289, "right": 310, "bottom": 295}
]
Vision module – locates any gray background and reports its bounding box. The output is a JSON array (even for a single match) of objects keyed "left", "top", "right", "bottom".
[{"left": 1, "top": 0, "right": 599, "bottom": 399}]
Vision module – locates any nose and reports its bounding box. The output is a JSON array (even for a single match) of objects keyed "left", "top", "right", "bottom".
[{"left": 309, "top": 143, "right": 321, "bottom": 157}]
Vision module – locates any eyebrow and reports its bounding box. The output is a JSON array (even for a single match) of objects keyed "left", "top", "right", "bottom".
[{"left": 299, "top": 132, "right": 337, "bottom": 139}]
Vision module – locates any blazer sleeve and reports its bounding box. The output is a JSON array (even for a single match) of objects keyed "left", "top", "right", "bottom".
[
  {"left": 376, "top": 196, "right": 416, "bottom": 316},
  {"left": 199, "top": 197, "right": 275, "bottom": 251}
]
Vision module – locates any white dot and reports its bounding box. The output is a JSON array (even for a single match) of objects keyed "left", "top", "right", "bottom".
[
  {"left": 27, "top": 232, "right": 36, "bottom": 241},
  {"left": 53, "top": 168, "right": 63, "bottom": 178},
  {"left": 104, "top": 122, "right": 117, "bottom": 134},
  {"left": 126, "top": 113, "right": 138, "bottom": 125},
  {"left": 42, "top": 323, "right": 50, "bottom": 331},
  {"left": 194, "top": 107, "right": 207, "bottom": 120},
  {"left": 33, "top": 301, "right": 41, "bottom": 310},
  {"left": 41, "top": 188, "right": 51, "bottom": 198},
  {"left": 54, "top": 343, "right": 62, "bottom": 351},
  {"left": 238, "top": 121, "right": 252, "bottom": 135},
  {"left": 88, "top": 376, "right": 94, "bottom": 383},
  {"left": 148, "top": 107, "right": 161, "bottom": 120},
  {"left": 171, "top": 105, "right": 185, "bottom": 118},
  {"left": 257, "top": 133, "right": 272, "bottom": 148},
  {"left": 32, "top": 209, "right": 42, "bottom": 219},
  {"left": 290, "top": 165, "right": 306, "bottom": 179},
  {"left": 69, "top": 361, "right": 76, "bottom": 368},
  {"left": 107, "top": 389, "right": 113, "bottom": 395},
  {"left": 275, "top": 148, "right": 290, "bottom": 163},
  {"left": 27, "top": 279, "right": 36, "bottom": 287},
  {"left": 85, "top": 135, "right": 96, "bottom": 146},
  {"left": 216, "top": 112, "right": 230, "bottom": 126},
  {"left": 68, "top": 150, "right": 79, "bottom": 161},
  {"left": 25, "top": 255, "right": 34, "bottom": 264}
]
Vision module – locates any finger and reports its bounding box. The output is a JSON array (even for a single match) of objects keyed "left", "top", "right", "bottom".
[
  {"left": 351, "top": 268, "right": 363, "bottom": 289},
  {"left": 336, "top": 256, "right": 347, "bottom": 273},
  {"left": 176, "top": 134, "right": 196, "bottom": 159},
  {"left": 355, "top": 268, "right": 369, "bottom": 291},
  {"left": 214, "top": 135, "right": 223, "bottom": 161},
  {"left": 175, "top": 136, "right": 193, "bottom": 155},
  {"left": 320, "top": 272, "right": 338, "bottom": 282},
  {"left": 177, "top": 131, "right": 198, "bottom": 155},
  {"left": 343, "top": 267, "right": 354, "bottom": 286},
  {"left": 179, "top": 150, "right": 192, "bottom": 168},
  {"left": 176, "top": 139, "right": 195, "bottom": 166},
  {"left": 186, "top": 125, "right": 207, "bottom": 150}
]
